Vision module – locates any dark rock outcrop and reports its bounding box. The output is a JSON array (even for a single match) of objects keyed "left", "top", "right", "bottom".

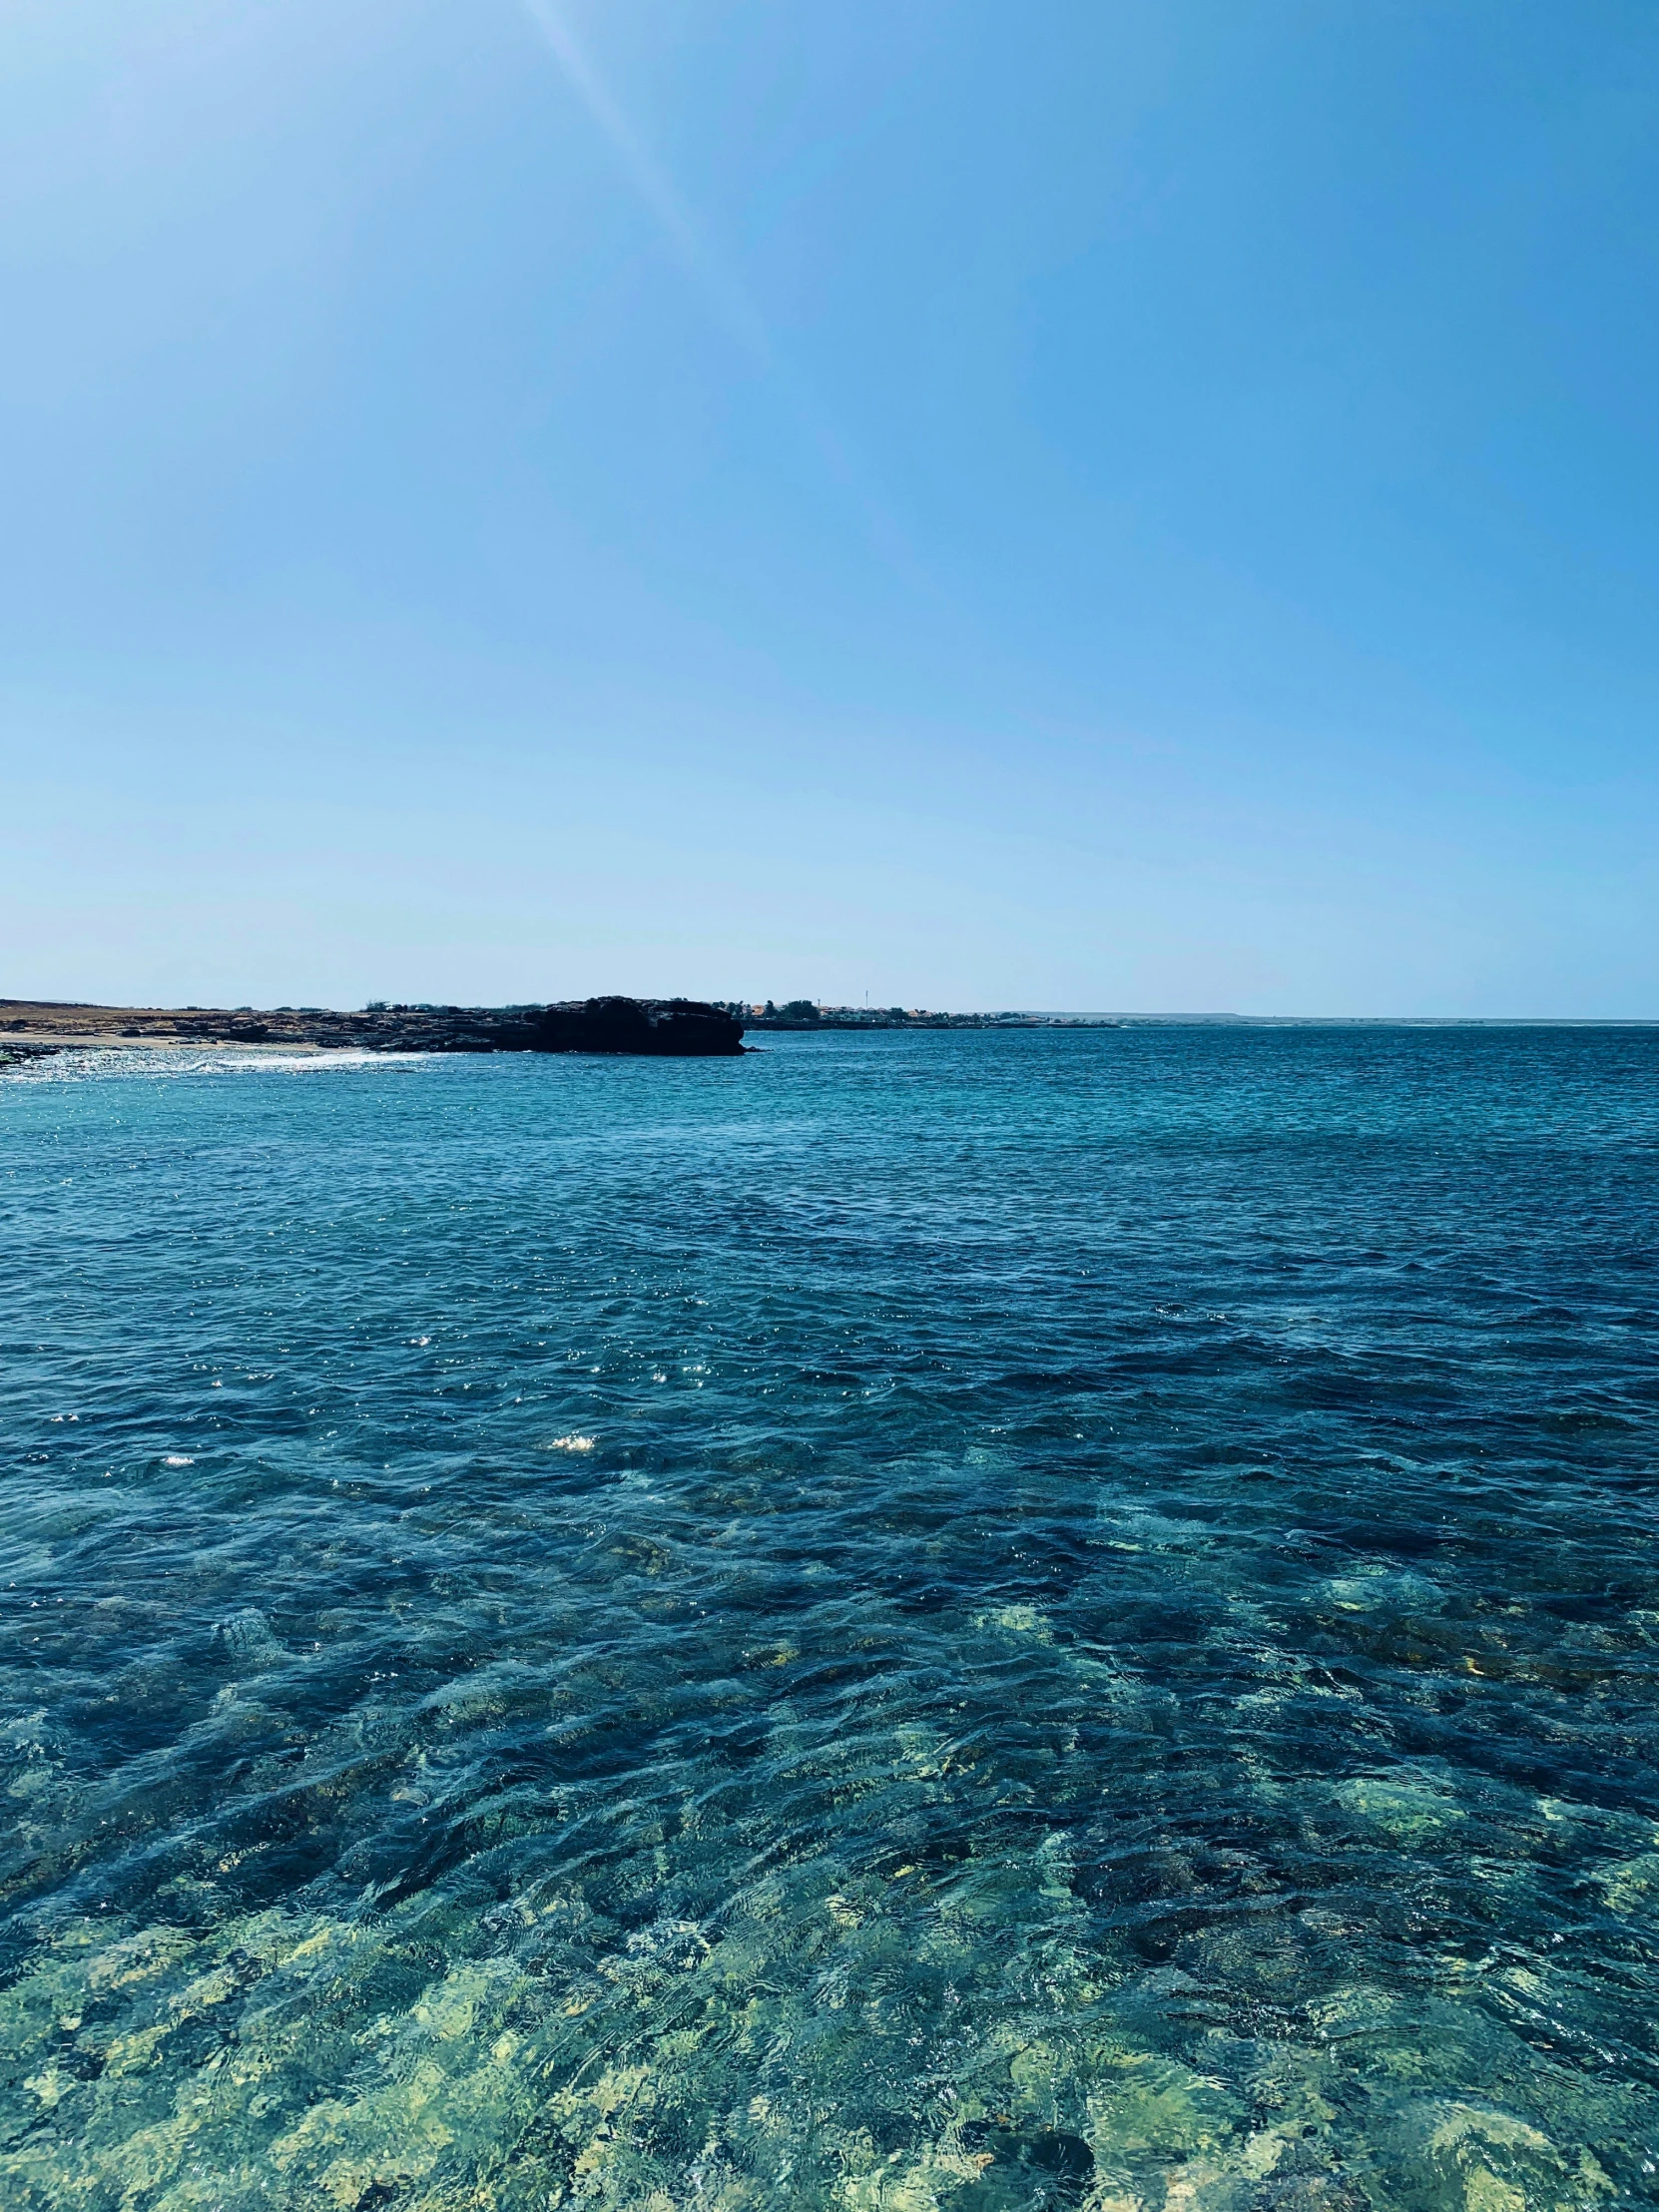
[
  {"left": 0, "top": 996, "right": 746, "bottom": 1058},
  {"left": 522, "top": 997, "right": 745, "bottom": 1056}
]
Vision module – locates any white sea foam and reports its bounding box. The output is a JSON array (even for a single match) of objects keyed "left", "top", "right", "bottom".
[{"left": 5, "top": 1046, "right": 431, "bottom": 1081}]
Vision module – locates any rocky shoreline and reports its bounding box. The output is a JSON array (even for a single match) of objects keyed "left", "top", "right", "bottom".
[{"left": 0, "top": 996, "right": 747, "bottom": 1060}]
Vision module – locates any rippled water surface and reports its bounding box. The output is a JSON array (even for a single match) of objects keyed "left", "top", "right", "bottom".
[{"left": 3, "top": 1025, "right": 1659, "bottom": 2212}]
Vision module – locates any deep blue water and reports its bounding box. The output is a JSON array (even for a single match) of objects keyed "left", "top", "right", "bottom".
[{"left": 2, "top": 1024, "right": 1658, "bottom": 2212}]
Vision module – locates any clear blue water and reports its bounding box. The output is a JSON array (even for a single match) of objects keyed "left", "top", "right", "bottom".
[{"left": 3, "top": 1025, "right": 1659, "bottom": 2212}]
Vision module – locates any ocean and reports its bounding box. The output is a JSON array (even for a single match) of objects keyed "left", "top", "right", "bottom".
[{"left": 2, "top": 1023, "right": 1657, "bottom": 2212}]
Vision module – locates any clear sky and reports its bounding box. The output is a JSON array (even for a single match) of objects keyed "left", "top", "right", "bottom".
[{"left": 5, "top": 0, "right": 1658, "bottom": 1015}]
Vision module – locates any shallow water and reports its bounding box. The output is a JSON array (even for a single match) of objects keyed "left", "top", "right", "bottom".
[{"left": 2, "top": 1025, "right": 1658, "bottom": 2212}]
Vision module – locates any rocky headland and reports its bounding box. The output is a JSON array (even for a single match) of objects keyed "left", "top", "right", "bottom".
[{"left": 0, "top": 996, "right": 746, "bottom": 1061}]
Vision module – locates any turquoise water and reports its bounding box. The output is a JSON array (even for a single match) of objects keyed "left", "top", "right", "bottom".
[{"left": 3, "top": 1025, "right": 1659, "bottom": 2212}]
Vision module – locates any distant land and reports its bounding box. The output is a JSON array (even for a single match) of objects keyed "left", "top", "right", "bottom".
[
  {"left": 0, "top": 995, "right": 1124, "bottom": 1067},
  {"left": 2, "top": 1000, "right": 1641, "bottom": 1070},
  {"left": 0, "top": 996, "right": 1109, "bottom": 1066},
  {"left": 0, "top": 996, "right": 745, "bottom": 1059},
  {"left": 731, "top": 1000, "right": 1104, "bottom": 1029}
]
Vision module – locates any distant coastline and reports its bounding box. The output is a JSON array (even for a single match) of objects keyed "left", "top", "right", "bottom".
[
  {"left": 2, "top": 998, "right": 1651, "bottom": 1071},
  {"left": 0, "top": 996, "right": 745, "bottom": 1060},
  {"left": 738, "top": 1001, "right": 1114, "bottom": 1030}
]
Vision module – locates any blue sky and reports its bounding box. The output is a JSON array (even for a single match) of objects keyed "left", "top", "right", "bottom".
[{"left": 5, "top": 0, "right": 1657, "bottom": 1014}]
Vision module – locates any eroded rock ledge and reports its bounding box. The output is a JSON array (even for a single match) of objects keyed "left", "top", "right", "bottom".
[{"left": 0, "top": 996, "right": 747, "bottom": 1058}]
